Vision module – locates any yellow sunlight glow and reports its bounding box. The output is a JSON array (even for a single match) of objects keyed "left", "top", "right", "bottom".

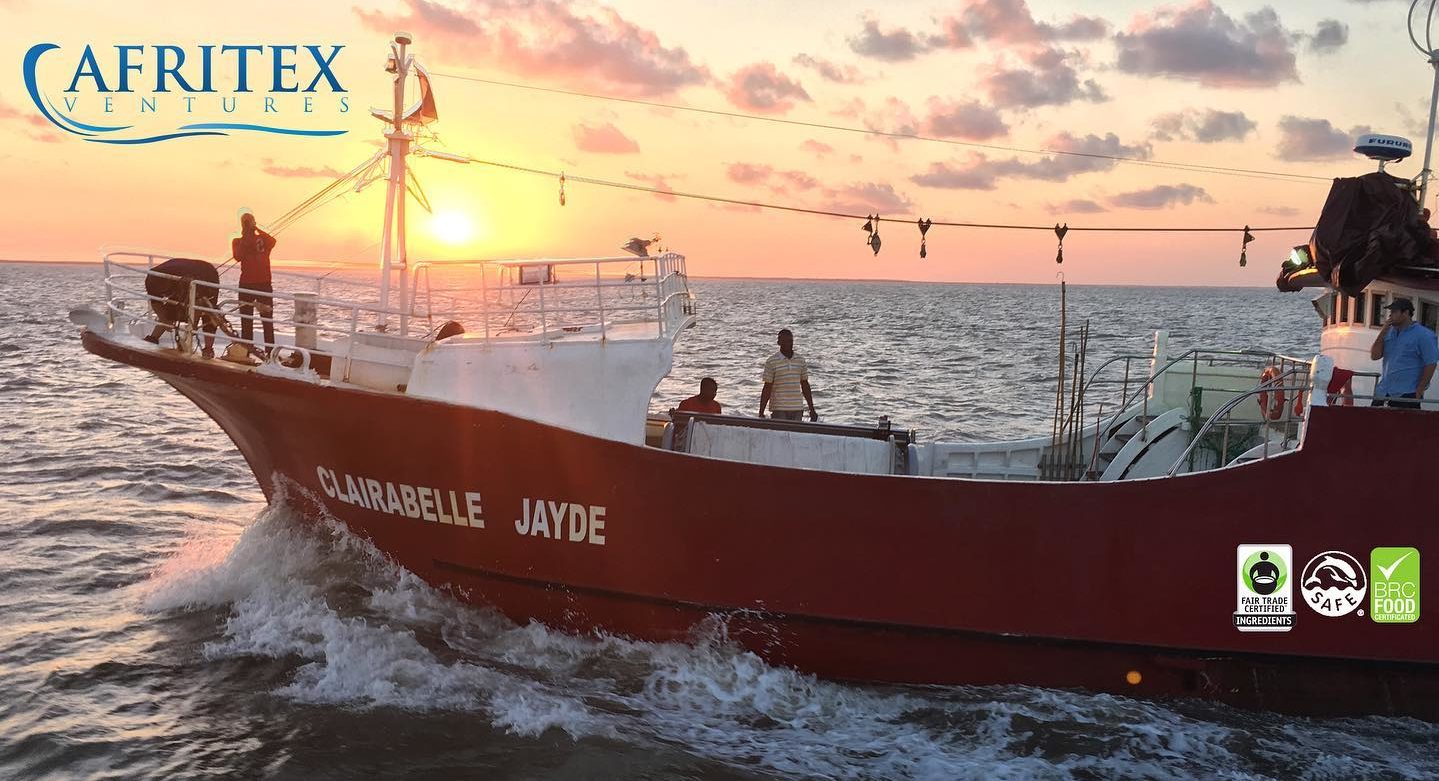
[{"left": 430, "top": 210, "right": 476, "bottom": 246}]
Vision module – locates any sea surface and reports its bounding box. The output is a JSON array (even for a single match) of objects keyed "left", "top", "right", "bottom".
[{"left": 3, "top": 261, "right": 1437, "bottom": 781}]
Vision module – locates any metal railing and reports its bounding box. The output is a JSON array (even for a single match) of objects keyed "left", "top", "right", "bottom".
[
  {"left": 1080, "top": 348, "right": 1314, "bottom": 440},
  {"left": 101, "top": 253, "right": 431, "bottom": 382},
  {"left": 1166, "top": 369, "right": 1434, "bottom": 477},
  {"left": 407, "top": 253, "right": 694, "bottom": 344}
]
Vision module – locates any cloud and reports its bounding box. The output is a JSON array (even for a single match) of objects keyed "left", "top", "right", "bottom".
[
  {"left": 1151, "top": 108, "right": 1256, "bottom": 142},
  {"left": 922, "top": 98, "right": 1008, "bottom": 140},
  {"left": 776, "top": 170, "right": 820, "bottom": 192},
  {"left": 821, "top": 181, "right": 912, "bottom": 214},
  {"left": 1275, "top": 116, "right": 1371, "bottom": 160},
  {"left": 1259, "top": 205, "right": 1301, "bottom": 216},
  {"left": 955, "top": 0, "right": 1108, "bottom": 44},
  {"left": 726, "top": 163, "right": 910, "bottom": 212},
  {"left": 1111, "top": 183, "right": 1214, "bottom": 209},
  {"left": 726, "top": 162, "right": 772, "bottom": 185},
  {"left": 848, "top": 18, "right": 934, "bottom": 61},
  {"left": 726, "top": 163, "right": 822, "bottom": 194},
  {"left": 792, "top": 53, "right": 864, "bottom": 84},
  {"left": 910, "top": 153, "right": 1004, "bottom": 190},
  {"left": 1053, "top": 198, "right": 1107, "bottom": 214},
  {"left": 1308, "top": 19, "right": 1348, "bottom": 54},
  {"left": 800, "top": 139, "right": 834, "bottom": 156},
  {"left": 624, "top": 171, "right": 678, "bottom": 200},
  {"left": 355, "top": 0, "right": 709, "bottom": 97},
  {"left": 982, "top": 47, "right": 1106, "bottom": 108},
  {"left": 725, "top": 63, "right": 810, "bottom": 114},
  {"left": 573, "top": 121, "right": 639, "bottom": 153},
  {"left": 1114, "top": 1, "right": 1300, "bottom": 88},
  {"left": 910, "top": 132, "right": 1151, "bottom": 190},
  {"left": 261, "top": 159, "right": 346, "bottom": 178},
  {"left": 0, "top": 95, "right": 61, "bottom": 142}
]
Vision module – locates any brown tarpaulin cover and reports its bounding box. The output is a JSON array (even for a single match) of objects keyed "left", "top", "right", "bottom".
[{"left": 1308, "top": 172, "right": 1435, "bottom": 296}]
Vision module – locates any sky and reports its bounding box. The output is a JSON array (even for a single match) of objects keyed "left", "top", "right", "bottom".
[{"left": 0, "top": 0, "right": 1432, "bottom": 285}]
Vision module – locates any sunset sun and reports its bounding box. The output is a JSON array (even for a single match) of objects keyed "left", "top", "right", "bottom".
[{"left": 429, "top": 210, "right": 475, "bottom": 246}]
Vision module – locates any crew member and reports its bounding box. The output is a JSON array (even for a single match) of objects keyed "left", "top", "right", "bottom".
[
  {"left": 1369, "top": 298, "right": 1437, "bottom": 409},
  {"left": 678, "top": 377, "right": 722, "bottom": 414},
  {"left": 759, "top": 328, "right": 818, "bottom": 421},
  {"left": 234, "top": 211, "right": 277, "bottom": 356}
]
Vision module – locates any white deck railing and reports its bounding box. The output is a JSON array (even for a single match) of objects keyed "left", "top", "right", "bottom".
[
  {"left": 99, "top": 250, "right": 694, "bottom": 384},
  {"left": 409, "top": 253, "right": 694, "bottom": 344}
]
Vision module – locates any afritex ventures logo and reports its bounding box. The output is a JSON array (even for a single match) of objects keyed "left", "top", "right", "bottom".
[{"left": 21, "top": 43, "right": 351, "bottom": 144}]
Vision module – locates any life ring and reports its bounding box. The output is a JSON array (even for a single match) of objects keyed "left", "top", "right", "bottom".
[{"left": 1256, "top": 366, "right": 1286, "bottom": 421}]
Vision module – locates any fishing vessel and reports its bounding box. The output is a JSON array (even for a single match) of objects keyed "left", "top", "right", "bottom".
[{"left": 72, "top": 30, "right": 1438, "bottom": 720}]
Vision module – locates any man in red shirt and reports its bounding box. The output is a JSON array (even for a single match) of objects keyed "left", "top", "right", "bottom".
[
  {"left": 234, "top": 211, "right": 277, "bottom": 356},
  {"left": 678, "top": 377, "right": 722, "bottom": 414}
]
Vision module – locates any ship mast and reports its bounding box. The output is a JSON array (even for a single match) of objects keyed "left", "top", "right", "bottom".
[
  {"left": 1411, "top": 1, "right": 1439, "bottom": 208},
  {"left": 378, "top": 32, "right": 413, "bottom": 334}
]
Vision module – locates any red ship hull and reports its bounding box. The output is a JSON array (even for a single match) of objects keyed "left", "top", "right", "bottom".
[{"left": 85, "top": 333, "right": 1439, "bottom": 719}]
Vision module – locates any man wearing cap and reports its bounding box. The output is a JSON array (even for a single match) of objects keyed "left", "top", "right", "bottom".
[{"left": 1369, "top": 298, "right": 1438, "bottom": 409}]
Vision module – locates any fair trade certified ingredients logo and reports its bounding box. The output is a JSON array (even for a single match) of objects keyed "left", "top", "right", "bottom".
[
  {"left": 1300, "top": 550, "right": 1368, "bottom": 618},
  {"left": 1371, "top": 547, "right": 1420, "bottom": 624},
  {"left": 22, "top": 43, "right": 350, "bottom": 145},
  {"left": 1234, "top": 544, "right": 1294, "bottom": 632}
]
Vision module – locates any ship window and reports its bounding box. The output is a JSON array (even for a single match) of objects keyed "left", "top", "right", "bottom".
[
  {"left": 1353, "top": 293, "right": 1365, "bottom": 326},
  {"left": 1339, "top": 295, "right": 1350, "bottom": 323},
  {"left": 1423, "top": 300, "right": 1439, "bottom": 332},
  {"left": 1371, "top": 293, "right": 1386, "bottom": 326}
]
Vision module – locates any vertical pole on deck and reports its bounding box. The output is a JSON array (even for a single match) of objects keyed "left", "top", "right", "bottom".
[
  {"left": 1420, "top": 53, "right": 1439, "bottom": 208},
  {"left": 378, "top": 32, "right": 412, "bottom": 332}
]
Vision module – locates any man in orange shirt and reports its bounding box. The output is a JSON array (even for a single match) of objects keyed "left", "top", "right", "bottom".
[
  {"left": 234, "top": 211, "right": 277, "bottom": 356},
  {"left": 678, "top": 377, "right": 722, "bottom": 414}
]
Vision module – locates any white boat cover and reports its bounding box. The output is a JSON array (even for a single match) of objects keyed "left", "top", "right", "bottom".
[{"left": 686, "top": 420, "right": 895, "bottom": 475}]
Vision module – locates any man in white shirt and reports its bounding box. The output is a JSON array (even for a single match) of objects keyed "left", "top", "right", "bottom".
[{"left": 759, "top": 328, "right": 819, "bottom": 421}]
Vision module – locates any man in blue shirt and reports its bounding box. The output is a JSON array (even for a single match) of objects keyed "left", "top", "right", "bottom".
[{"left": 1369, "top": 298, "right": 1438, "bottom": 409}]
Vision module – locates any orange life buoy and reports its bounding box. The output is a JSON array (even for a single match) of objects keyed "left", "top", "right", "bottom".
[{"left": 1256, "top": 366, "right": 1286, "bottom": 421}]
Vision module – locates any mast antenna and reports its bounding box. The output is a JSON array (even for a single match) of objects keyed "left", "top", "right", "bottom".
[{"left": 1408, "top": 0, "right": 1439, "bottom": 205}]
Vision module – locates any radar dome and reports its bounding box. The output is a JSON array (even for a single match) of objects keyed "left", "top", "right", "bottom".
[{"left": 1354, "top": 134, "right": 1412, "bottom": 162}]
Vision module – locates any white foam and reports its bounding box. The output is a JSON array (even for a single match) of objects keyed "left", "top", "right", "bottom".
[{"left": 132, "top": 490, "right": 1439, "bottom": 781}]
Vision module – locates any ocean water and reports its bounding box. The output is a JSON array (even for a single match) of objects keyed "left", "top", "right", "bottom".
[{"left": 3, "top": 261, "right": 1437, "bottom": 781}]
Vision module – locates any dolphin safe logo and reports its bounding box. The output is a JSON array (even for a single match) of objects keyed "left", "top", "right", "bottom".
[
  {"left": 1300, "top": 550, "right": 1367, "bottom": 618},
  {"left": 22, "top": 43, "right": 351, "bottom": 144}
]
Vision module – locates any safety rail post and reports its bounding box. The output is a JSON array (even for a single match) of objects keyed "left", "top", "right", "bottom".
[
  {"left": 594, "top": 262, "right": 607, "bottom": 339},
  {"left": 345, "top": 306, "right": 359, "bottom": 381},
  {"left": 480, "top": 264, "right": 491, "bottom": 344},
  {"left": 103, "top": 259, "right": 116, "bottom": 328},
  {"left": 538, "top": 275, "right": 549, "bottom": 338}
]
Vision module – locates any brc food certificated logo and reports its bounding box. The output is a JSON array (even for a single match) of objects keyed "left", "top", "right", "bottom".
[
  {"left": 1234, "top": 544, "right": 1294, "bottom": 632},
  {"left": 1370, "top": 547, "right": 1420, "bottom": 623}
]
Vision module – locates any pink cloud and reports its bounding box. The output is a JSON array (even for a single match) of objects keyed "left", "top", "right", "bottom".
[
  {"left": 922, "top": 98, "right": 1008, "bottom": 140},
  {"left": 800, "top": 139, "right": 834, "bottom": 157},
  {"left": 726, "top": 162, "right": 773, "bottom": 185},
  {"left": 261, "top": 159, "right": 346, "bottom": 178},
  {"left": 356, "top": 0, "right": 710, "bottom": 97},
  {"left": 573, "top": 122, "right": 639, "bottom": 154},
  {"left": 624, "top": 171, "right": 678, "bottom": 200},
  {"left": 0, "top": 95, "right": 63, "bottom": 142},
  {"left": 724, "top": 63, "right": 810, "bottom": 114}
]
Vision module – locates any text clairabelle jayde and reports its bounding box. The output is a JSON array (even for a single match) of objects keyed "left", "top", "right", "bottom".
[{"left": 314, "top": 465, "right": 606, "bottom": 545}]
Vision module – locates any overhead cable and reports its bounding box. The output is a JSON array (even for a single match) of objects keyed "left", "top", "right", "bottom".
[
  {"left": 429, "top": 70, "right": 1333, "bottom": 185},
  {"left": 451, "top": 152, "right": 1314, "bottom": 233}
]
